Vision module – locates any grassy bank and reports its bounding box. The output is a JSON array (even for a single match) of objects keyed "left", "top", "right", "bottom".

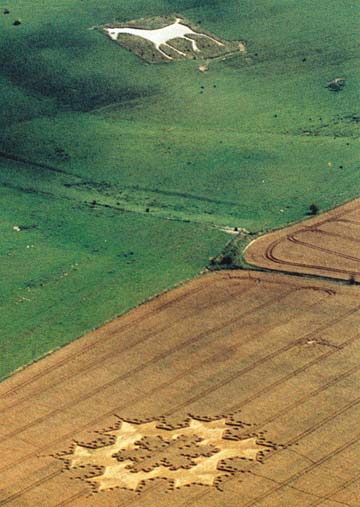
[{"left": 0, "top": 0, "right": 359, "bottom": 377}]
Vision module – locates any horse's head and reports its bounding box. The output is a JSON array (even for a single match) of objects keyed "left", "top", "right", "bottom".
[{"left": 107, "top": 29, "right": 118, "bottom": 40}]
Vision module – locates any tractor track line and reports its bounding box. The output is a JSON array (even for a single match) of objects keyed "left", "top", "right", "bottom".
[
  {"left": 0, "top": 286, "right": 337, "bottom": 475},
  {"left": 264, "top": 237, "right": 360, "bottom": 276},
  {"left": 336, "top": 218, "right": 360, "bottom": 226},
  {"left": 2, "top": 283, "right": 256, "bottom": 412},
  {"left": 0, "top": 282, "right": 211, "bottom": 399},
  {"left": 2, "top": 309, "right": 359, "bottom": 504},
  {"left": 54, "top": 488, "right": 91, "bottom": 507},
  {"left": 0, "top": 287, "right": 300, "bottom": 451},
  {"left": 311, "top": 227, "right": 360, "bottom": 245},
  {"left": 308, "top": 471, "right": 360, "bottom": 506},
  {"left": 3, "top": 273, "right": 272, "bottom": 398},
  {"left": 11, "top": 354, "right": 360, "bottom": 507},
  {"left": 4, "top": 269, "right": 326, "bottom": 398},
  {"left": 0, "top": 469, "right": 62, "bottom": 506},
  {"left": 241, "top": 431, "right": 360, "bottom": 507},
  {"left": 180, "top": 393, "right": 360, "bottom": 507},
  {"left": 163, "top": 303, "right": 360, "bottom": 416},
  {"left": 224, "top": 332, "right": 360, "bottom": 415},
  {"left": 288, "top": 233, "right": 360, "bottom": 263}
]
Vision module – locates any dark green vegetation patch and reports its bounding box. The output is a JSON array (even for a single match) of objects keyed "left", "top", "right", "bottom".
[{"left": 0, "top": 0, "right": 359, "bottom": 379}]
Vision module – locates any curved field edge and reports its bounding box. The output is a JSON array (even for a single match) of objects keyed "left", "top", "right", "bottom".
[
  {"left": 209, "top": 197, "right": 359, "bottom": 272},
  {"left": 0, "top": 0, "right": 359, "bottom": 379},
  {"left": 241, "top": 198, "right": 360, "bottom": 282}
]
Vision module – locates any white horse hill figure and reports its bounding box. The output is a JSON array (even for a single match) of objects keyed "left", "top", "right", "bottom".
[{"left": 105, "top": 18, "right": 224, "bottom": 60}]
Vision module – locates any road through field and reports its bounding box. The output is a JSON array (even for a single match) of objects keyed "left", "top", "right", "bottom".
[{"left": 1, "top": 264, "right": 360, "bottom": 506}]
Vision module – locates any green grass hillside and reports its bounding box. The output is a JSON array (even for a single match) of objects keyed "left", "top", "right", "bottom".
[
  {"left": 0, "top": 160, "right": 227, "bottom": 379},
  {"left": 0, "top": 0, "right": 359, "bottom": 378}
]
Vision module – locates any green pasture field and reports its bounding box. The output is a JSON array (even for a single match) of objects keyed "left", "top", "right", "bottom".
[
  {"left": 0, "top": 0, "right": 359, "bottom": 378},
  {"left": 0, "top": 161, "right": 227, "bottom": 379}
]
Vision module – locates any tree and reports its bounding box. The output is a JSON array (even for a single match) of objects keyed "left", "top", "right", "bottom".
[{"left": 309, "top": 203, "right": 318, "bottom": 215}]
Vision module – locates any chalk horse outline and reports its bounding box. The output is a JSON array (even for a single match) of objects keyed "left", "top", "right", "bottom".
[{"left": 106, "top": 18, "right": 224, "bottom": 60}]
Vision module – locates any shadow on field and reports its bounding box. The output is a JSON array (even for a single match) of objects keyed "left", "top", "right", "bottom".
[{"left": 0, "top": 26, "right": 157, "bottom": 112}]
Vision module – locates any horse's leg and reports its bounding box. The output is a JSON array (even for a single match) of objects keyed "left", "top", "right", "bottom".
[
  {"left": 162, "top": 42, "right": 187, "bottom": 57},
  {"left": 183, "top": 35, "right": 200, "bottom": 53},
  {"left": 154, "top": 43, "right": 174, "bottom": 60},
  {"left": 199, "top": 33, "right": 225, "bottom": 47}
]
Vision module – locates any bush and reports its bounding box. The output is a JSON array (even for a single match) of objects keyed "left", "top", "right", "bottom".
[
  {"left": 309, "top": 203, "right": 319, "bottom": 215},
  {"left": 219, "top": 254, "right": 233, "bottom": 265}
]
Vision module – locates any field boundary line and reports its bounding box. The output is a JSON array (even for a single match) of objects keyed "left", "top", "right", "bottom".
[
  {"left": 0, "top": 283, "right": 338, "bottom": 475},
  {"left": 0, "top": 282, "right": 212, "bottom": 398},
  {"left": 2, "top": 283, "right": 256, "bottom": 412},
  {"left": 0, "top": 287, "right": 299, "bottom": 456}
]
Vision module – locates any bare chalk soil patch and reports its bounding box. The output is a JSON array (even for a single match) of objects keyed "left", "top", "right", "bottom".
[{"left": 100, "top": 15, "right": 243, "bottom": 63}]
